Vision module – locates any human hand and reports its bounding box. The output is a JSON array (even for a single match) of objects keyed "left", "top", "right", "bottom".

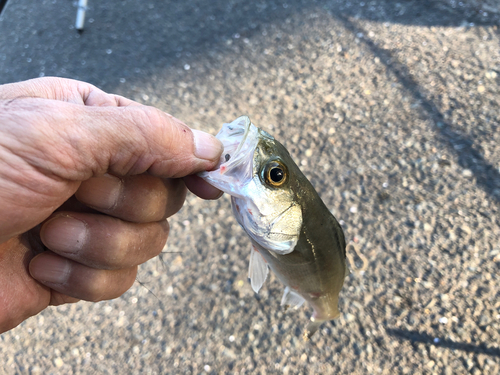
[{"left": 0, "top": 77, "right": 223, "bottom": 333}]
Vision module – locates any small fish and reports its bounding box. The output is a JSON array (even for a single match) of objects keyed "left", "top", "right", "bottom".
[{"left": 199, "top": 116, "right": 348, "bottom": 339}]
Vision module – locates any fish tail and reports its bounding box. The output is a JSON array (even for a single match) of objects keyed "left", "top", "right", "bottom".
[
  {"left": 303, "top": 319, "right": 323, "bottom": 341},
  {"left": 304, "top": 304, "right": 341, "bottom": 341}
]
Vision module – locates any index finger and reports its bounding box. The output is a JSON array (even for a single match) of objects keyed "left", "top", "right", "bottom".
[
  {"left": 183, "top": 174, "right": 223, "bottom": 200},
  {"left": 75, "top": 174, "right": 187, "bottom": 223}
]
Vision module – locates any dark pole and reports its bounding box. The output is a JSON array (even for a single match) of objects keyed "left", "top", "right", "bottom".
[{"left": 0, "top": 0, "right": 9, "bottom": 15}]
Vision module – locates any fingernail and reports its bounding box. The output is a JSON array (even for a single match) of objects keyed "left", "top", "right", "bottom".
[
  {"left": 192, "top": 129, "right": 223, "bottom": 161},
  {"left": 30, "top": 254, "right": 71, "bottom": 285},
  {"left": 77, "top": 174, "right": 122, "bottom": 210},
  {"left": 41, "top": 216, "right": 87, "bottom": 254},
  {"left": 207, "top": 188, "right": 224, "bottom": 200},
  {"left": 216, "top": 190, "right": 224, "bottom": 199}
]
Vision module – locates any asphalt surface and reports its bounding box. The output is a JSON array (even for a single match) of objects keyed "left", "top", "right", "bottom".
[{"left": 1, "top": 0, "right": 499, "bottom": 374}]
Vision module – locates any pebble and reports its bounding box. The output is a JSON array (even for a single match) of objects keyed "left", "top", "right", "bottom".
[
  {"left": 462, "top": 169, "right": 473, "bottom": 177},
  {"left": 485, "top": 70, "right": 497, "bottom": 79},
  {"left": 344, "top": 313, "right": 356, "bottom": 322},
  {"left": 439, "top": 317, "right": 448, "bottom": 324},
  {"left": 479, "top": 315, "right": 491, "bottom": 326}
]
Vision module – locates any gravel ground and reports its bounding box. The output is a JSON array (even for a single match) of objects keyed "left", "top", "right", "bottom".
[{"left": 1, "top": 0, "right": 499, "bottom": 374}]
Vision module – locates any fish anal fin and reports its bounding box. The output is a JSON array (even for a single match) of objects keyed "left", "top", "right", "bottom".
[
  {"left": 280, "top": 286, "right": 305, "bottom": 310},
  {"left": 248, "top": 245, "right": 268, "bottom": 293}
]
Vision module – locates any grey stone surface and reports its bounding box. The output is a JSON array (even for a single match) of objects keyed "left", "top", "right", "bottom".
[{"left": 1, "top": 0, "right": 499, "bottom": 374}]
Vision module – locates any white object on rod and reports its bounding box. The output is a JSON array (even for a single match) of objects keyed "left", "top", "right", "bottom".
[{"left": 75, "top": 0, "right": 88, "bottom": 31}]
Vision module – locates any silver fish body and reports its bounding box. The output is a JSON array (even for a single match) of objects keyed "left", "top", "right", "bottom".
[{"left": 199, "top": 116, "right": 347, "bottom": 338}]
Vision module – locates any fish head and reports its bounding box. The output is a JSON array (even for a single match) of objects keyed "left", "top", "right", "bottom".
[{"left": 199, "top": 116, "right": 303, "bottom": 254}]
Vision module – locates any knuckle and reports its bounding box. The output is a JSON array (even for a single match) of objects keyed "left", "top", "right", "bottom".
[
  {"left": 158, "top": 220, "right": 170, "bottom": 246},
  {"left": 149, "top": 222, "right": 169, "bottom": 258},
  {"left": 102, "top": 235, "right": 130, "bottom": 269},
  {"left": 84, "top": 273, "right": 108, "bottom": 302},
  {"left": 119, "top": 270, "right": 137, "bottom": 295},
  {"left": 134, "top": 105, "right": 165, "bottom": 134}
]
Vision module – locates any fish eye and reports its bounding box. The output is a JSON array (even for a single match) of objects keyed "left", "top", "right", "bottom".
[
  {"left": 264, "top": 161, "right": 287, "bottom": 187},
  {"left": 270, "top": 167, "right": 284, "bottom": 182}
]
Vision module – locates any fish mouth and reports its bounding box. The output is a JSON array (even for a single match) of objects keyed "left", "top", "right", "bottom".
[{"left": 198, "top": 116, "right": 260, "bottom": 197}]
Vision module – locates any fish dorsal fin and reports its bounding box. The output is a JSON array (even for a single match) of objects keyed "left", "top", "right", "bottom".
[
  {"left": 248, "top": 245, "right": 268, "bottom": 293},
  {"left": 281, "top": 286, "right": 305, "bottom": 310}
]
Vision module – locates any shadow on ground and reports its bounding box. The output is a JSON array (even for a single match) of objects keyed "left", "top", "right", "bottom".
[
  {"left": 335, "top": 13, "right": 500, "bottom": 203},
  {"left": 387, "top": 328, "right": 500, "bottom": 357}
]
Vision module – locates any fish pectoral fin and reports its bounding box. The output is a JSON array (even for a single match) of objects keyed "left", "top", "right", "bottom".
[
  {"left": 280, "top": 286, "right": 305, "bottom": 310},
  {"left": 248, "top": 245, "right": 268, "bottom": 293}
]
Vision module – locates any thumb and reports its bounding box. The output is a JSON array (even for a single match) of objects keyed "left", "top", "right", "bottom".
[
  {"left": 80, "top": 104, "right": 223, "bottom": 179},
  {"left": 3, "top": 98, "right": 223, "bottom": 181}
]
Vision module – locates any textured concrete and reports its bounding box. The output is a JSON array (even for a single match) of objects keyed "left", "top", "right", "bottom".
[{"left": 1, "top": 0, "right": 499, "bottom": 374}]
